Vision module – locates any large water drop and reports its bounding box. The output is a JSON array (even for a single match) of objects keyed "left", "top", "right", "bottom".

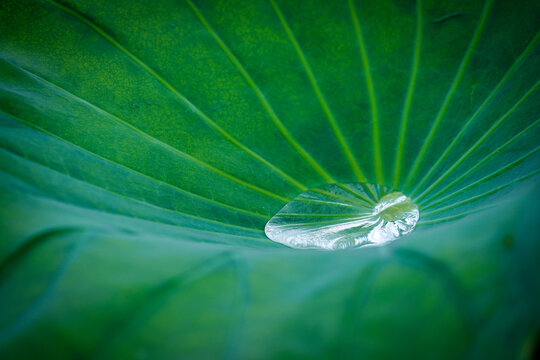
[{"left": 265, "top": 183, "right": 419, "bottom": 250}]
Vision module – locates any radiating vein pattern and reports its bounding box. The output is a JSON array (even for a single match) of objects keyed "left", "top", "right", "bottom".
[
  {"left": 269, "top": 0, "right": 368, "bottom": 183},
  {"left": 414, "top": 79, "right": 540, "bottom": 201},
  {"left": 1, "top": 0, "right": 540, "bottom": 357},
  {"left": 420, "top": 119, "right": 540, "bottom": 206},
  {"left": 394, "top": 0, "right": 423, "bottom": 188},
  {"left": 348, "top": 0, "right": 384, "bottom": 184},
  {"left": 403, "top": 0, "right": 494, "bottom": 190},
  {"left": 40, "top": 0, "right": 308, "bottom": 196},
  {"left": 1, "top": 110, "right": 268, "bottom": 220},
  {"left": 410, "top": 30, "right": 540, "bottom": 194},
  {"left": 185, "top": 0, "right": 335, "bottom": 185},
  {"left": 1, "top": 58, "right": 290, "bottom": 204},
  {"left": 0, "top": 0, "right": 539, "bottom": 240}
]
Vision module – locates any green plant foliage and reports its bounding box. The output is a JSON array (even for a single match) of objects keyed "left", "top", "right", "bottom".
[{"left": 0, "top": 0, "right": 539, "bottom": 358}]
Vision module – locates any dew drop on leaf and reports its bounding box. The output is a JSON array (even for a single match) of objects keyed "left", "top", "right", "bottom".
[{"left": 265, "top": 183, "right": 419, "bottom": 250}]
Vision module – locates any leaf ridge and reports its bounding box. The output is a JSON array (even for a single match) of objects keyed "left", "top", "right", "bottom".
[
  {"left": 269, "top": 0, "right": 368, "bottom": 183},
  {"left": 185, "top": 0, "right": 334, "bottom": 186},
  {"left": 1, "top": 110, "right": 268, "bottom": 220},
  {"left": 0, "top": 148, "right": 264, "bottom": 233},
  {"left": 422, "top": 169, "right": 540, "bottom": 217},
  {"left": 310, "top": 187, "right": 375, "bottom": 207},
  {"left": 393, "top": 0, "right": 423, "bottom": 189},
  {"left": 348, "top": 0, "right": 384, "bottom": 184},
  {"left": 40, "top": 0, "right": 307, "bottom": 193},
  {"left": 414, "top": 79, "right": 540, "bottom": 200},
  {"left": 411, "top": 29, "right": 540, "bottom": 194},
  {"left": 422, "top": 146, "right": 540, "bottom": 210},
  {"left": 10, "top": 63, "right": 289, "bottom": 203},
  {"left": 417, "top": 205, "right": 496, "bottom": 225},
  {"left": 420, "top": 118, "right": 540, "bottom": 205},
  {"left": 403, "top": 0, "right": 494, "bottom": 190}
]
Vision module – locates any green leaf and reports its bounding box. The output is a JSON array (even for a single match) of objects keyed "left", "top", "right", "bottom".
[{"left": 0, "top": 0, "right": 539, "bottom": 358}]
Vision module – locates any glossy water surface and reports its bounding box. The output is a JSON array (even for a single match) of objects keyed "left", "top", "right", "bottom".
[{"left": 265, "top": 183, "right": 419, "bottom": 250}]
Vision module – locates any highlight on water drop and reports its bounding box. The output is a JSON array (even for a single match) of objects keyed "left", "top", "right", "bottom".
[{"left": 264, "top": 183, "right": 419, "bottom": 250}]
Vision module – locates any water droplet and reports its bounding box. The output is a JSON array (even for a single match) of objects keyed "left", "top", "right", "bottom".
[{"left": 265, "top": 183, "right": 419, "bottom": 250}]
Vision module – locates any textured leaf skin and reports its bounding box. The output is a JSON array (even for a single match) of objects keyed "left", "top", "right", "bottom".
[{"left": 0, "top": 0, "right": 539, "bottom": 359}]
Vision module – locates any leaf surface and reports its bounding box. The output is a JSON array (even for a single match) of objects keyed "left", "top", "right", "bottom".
[{"left": 0, "top": 0, "right": 539, "bottom": 358}]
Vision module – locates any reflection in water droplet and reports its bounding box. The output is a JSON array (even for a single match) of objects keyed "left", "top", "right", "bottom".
[{"left": 265, "top": 183, "right": 419, "bottom": 250}]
